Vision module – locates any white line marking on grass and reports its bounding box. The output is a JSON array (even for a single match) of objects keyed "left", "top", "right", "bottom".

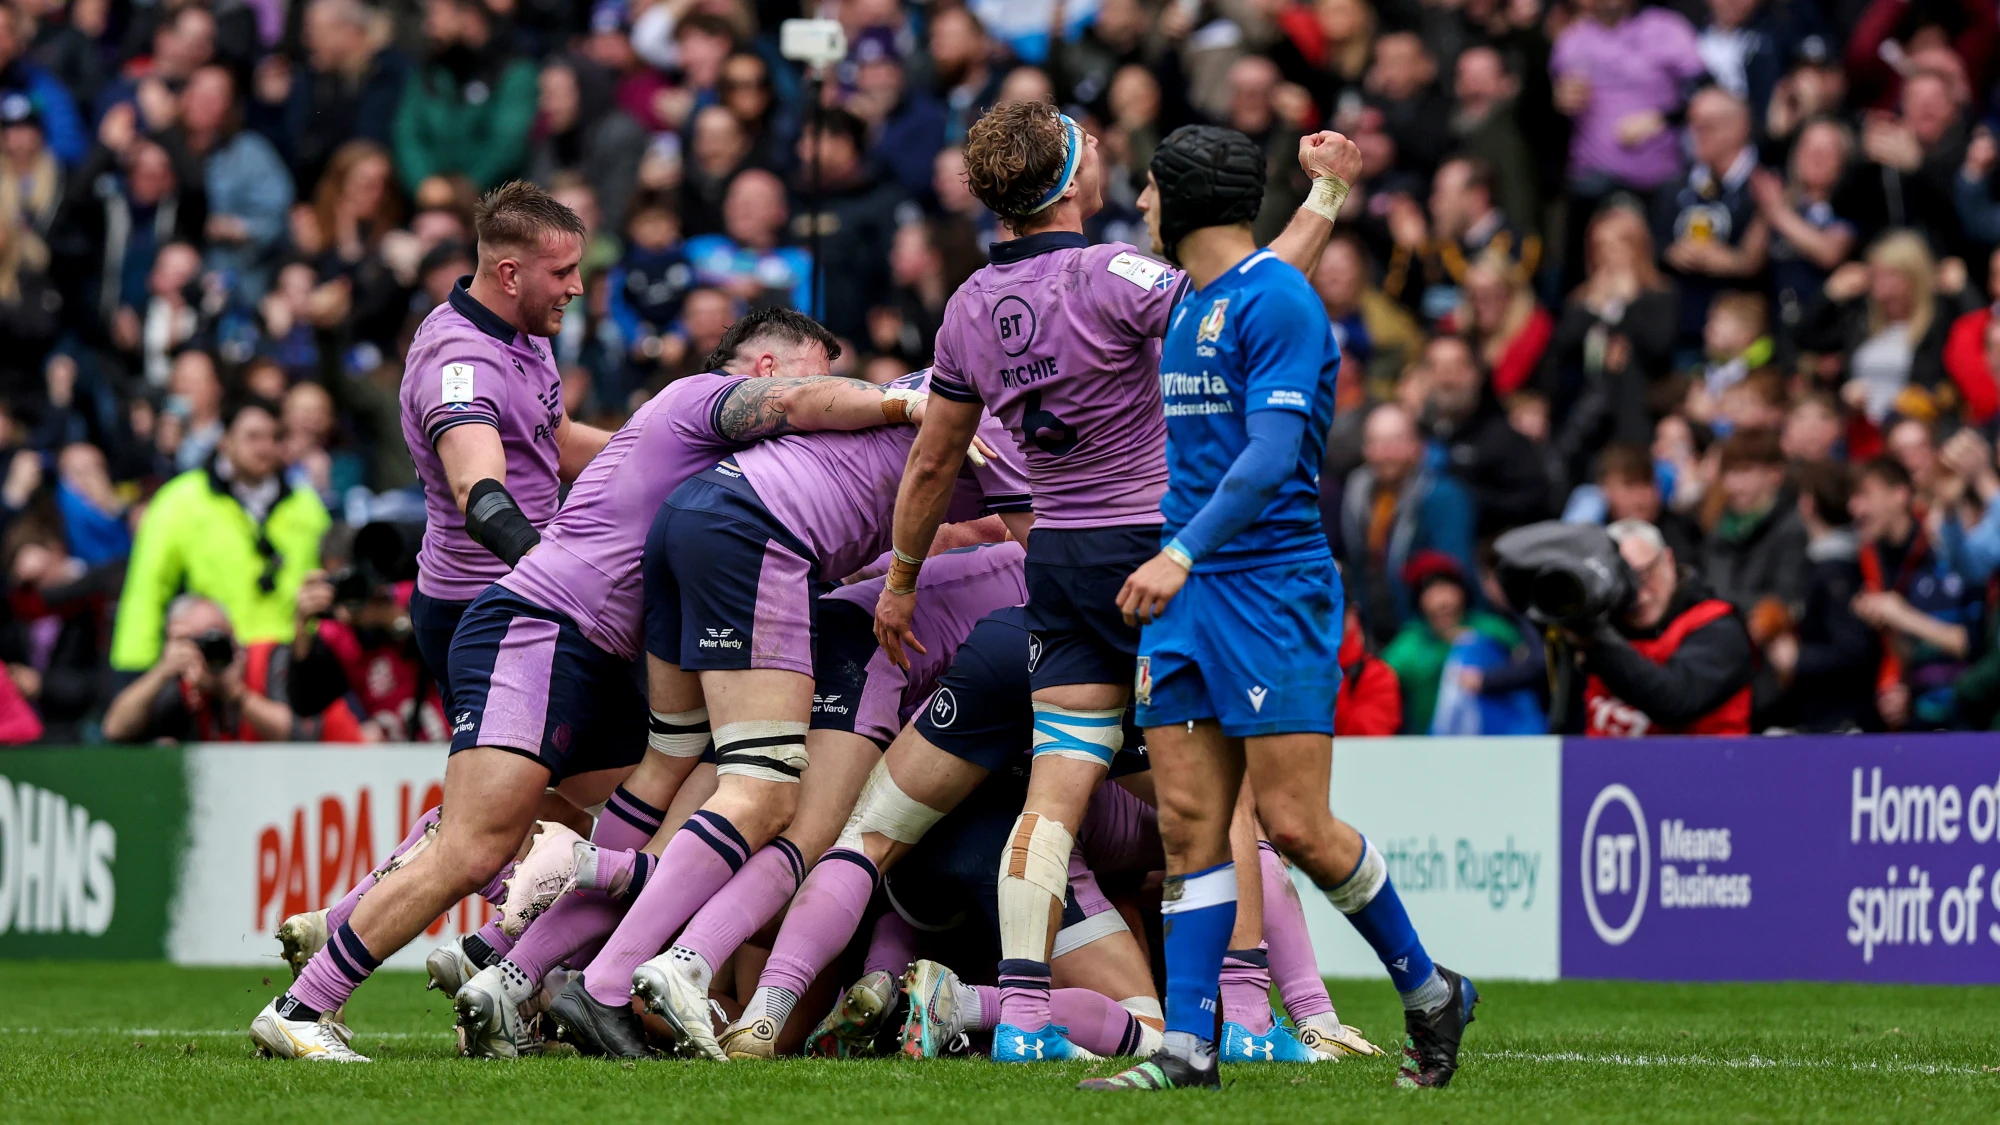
[
  {"left": 2, "top": 1028, "right": 454, "bottom": 1040},
  {"left": 1483, "top": 1050, "right": 1991, "bottom": 1076}
]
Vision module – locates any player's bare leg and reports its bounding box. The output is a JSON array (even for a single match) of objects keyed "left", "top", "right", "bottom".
[{"left": 254, "top": 748, "right": 548, "bottom": 1061}]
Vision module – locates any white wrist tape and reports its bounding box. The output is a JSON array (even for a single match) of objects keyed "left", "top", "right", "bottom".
[
  {"left": 835, "top": 759, "right": 946, "bottom": 848},
  {"left": 648, "top": 707, "right": 711, "bottom": 758},
  {"left": 1304, "top": 175, "right": 1352, "bottom": 223}
]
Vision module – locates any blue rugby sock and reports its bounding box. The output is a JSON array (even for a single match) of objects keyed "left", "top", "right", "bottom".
[
  {"left": 1320, "top": 840, "right": 1442, "bottom": 1008},
  {"left": 1160, "top": 861, "right": 1237, "bottom": 1058}
]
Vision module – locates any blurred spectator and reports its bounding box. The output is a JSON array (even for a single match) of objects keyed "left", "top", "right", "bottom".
[
  {"left": 1939, "top": 244, "right": 2000, "bottom": 426},
  {"left": 686, "top": 168, "right": 810, "bottom": 315},
  {"left": 1449, "top": 46, "right": 1539, "bottom": 242},
  {"left": 1756, "top": 118, "right": 1857, "bottom": 343},
  {"left": 1334, "top": 599, "right": 1402, "bottom": 735},
  {"left": 1767, "top": 459, "right": 1881, "bottom": 731},
  {"left": 1702, "top": 427, "right": 1808, "bottom": 620},
  {"left": 284, "top": 567, "right": 447, "bottom": 742},
  {"left": 1579, "top": 518, "right": 1756, "bottom": 736},
  {"left": 1545, "top": 205, "right": 1680, "bottom": 485},
  {"left": 1225, "top": 54, "right": 1310, "bottom": 247},
  {"left": 1333, "top": 402, "right": 1476, "bottom": 645},
  {"left": 171, "top": 65, "right": 294, "bottom": 299},
  {"left": 1387, "top": 156, "right": 1538, "bottom": 328},
  {"left": 1850, "top": 455, "right": 1980, "bottom": 728},
  {"left": 871, "top": 217, "right": 978, "bottom": 369},
  {"left": 1550, "top": 0, "right": 1705, "bottom": 287},
  {"left": 1797, "top": 231, "right": 1955, "bottom": 429},
  {"left": 253, "top": 0, "right": 408, "bottom": 194},
  {"left": 720, "top": 50, "right": 790, "bottom": 171},
  {"left": 52, "top": 126, "right": 206, "bottom": 345},
  {"left": 0, "top": 1, "right": 84, "bottom": 166},
  {"left": 791, "top": 106, "right": 904, "bottom": 345},
  {"left": 607, "top": 189, "right": 694, "bottom": 381},
  {"left": 1656, "top": 88, "right": 1769, "bottom": 347},
  {"left": 1934, "top": 428, "right": 2000, "bottom": 584},
  {"left": 1382, "top": 549, "right": 1524, "bottom": 735},
  {"left": 1451, "top": 248, "right": 1553, "bottom": 399},
  {"left": 1420, "top": 335, "right": 1555, "bottom": 534},
  {"left": 393, "top": 0, "right": 537, "bottom": 194},
  {"left": 4, "top": 504, "right": 119, "bottom": 741},
  {"left": 1846, "top": 69, "right": 1970, "bottom": 255},
  {"left": 1269, "top": 0, "right": 1373, "bottom": 121},
  {"left": 847, "top": 27, "right": 946, "bottom": 204},
  {"left": 110, "top": 394, "right": 328, "bottom": 675},
  {"left": 682, "top": 103, "right": 755, "bottom": 238},
  {"left": 928, "top": 6, "right": 1003, "bottom": 145},
  {"left": 527, "top": 56, "right": 647, "bottom": 234}
]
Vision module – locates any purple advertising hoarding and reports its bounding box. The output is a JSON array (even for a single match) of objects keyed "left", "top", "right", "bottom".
[{"left": 1561, "top": 735, "right": 2000, "bottom": 983}]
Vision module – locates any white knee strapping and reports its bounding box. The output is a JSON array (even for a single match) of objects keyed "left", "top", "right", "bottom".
[
  {"left": 996, "top": 812, "right": 1073, "bottom": 959},
  {"left": 835, "top": 759, "right": 946, "bottom": 849},
  {"left": 649, "top": 707, "right": 711, "bottom": 758},
  {"left": 1324, "top": 837, "right": 1386, "bottom": 915},
  {"left": 713, "top": 719, "right": 809, "bottom": 783},
  {"left": 1052, "top": 908, "right": 1129, "bottom": 958},
  {"left": 1030, "top": 703, "right": 1124, "bottom": 766}
]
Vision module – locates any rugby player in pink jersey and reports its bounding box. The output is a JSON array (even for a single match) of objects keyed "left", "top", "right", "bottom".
[
  {"left": 872, "top": 100, "right": 1360, "bottom": 1060},
  {"left": 253, "top": 309, "right": 926, "bottom": 1061},
  {"left": 273, "top": 183, "right": 617, "bottom": 1017},
  {"left": 540, "top": 370, "right": 1032, "bottom": 1059}
]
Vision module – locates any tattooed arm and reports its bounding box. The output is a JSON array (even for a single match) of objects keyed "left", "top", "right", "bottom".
[{"left": 714, "top": 376, "right": 921, "bottom": 441}]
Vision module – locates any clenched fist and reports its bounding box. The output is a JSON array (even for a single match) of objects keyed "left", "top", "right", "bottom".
[{"left": 1298, "top": 131, "right": 1363, "bottom": 184}]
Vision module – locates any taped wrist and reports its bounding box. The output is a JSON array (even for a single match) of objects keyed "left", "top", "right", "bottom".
[
  {"left": 834, "top": 758, "right": 946, "bottom": 849},
  {"left": 1030, "top": 703, "right": 1125, "bottom": 766},
  {"left": 881, "top": 387, "right": 926, "bottom": 425},
  {"left": 886, "top": 554, "right": 922, "bottom": 596},
  {"left": 465, "top": 479, "right": 540, "bottom": 567},
  {"left": 997, "top": 812, "right": 1073, "bottom": 959},
  {"left": 1322, "top": 837, "right": 1386, "bottom": 915},
  {"left": 713, "top": 719, "right": 809, "bottom": 783},
  {"left": 1304, "top": 175, "right": 1352, "bottom": 223},
  {"left": 648, "top": 707, "right": 711, "bottom": 758}
]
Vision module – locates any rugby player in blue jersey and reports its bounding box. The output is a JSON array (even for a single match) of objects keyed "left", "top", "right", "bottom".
[{"left": 1082, "top": 126, "right": 1477, "bottom": 1092}]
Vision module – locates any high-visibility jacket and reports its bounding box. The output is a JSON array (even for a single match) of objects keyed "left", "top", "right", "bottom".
[{"left": 111, "top": 463, "right": 329, "bottom": 672}]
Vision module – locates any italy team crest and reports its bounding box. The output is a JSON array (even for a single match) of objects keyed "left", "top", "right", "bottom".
[{"left": 1196, "top": 299, "right": 1229, "bottom": 343}]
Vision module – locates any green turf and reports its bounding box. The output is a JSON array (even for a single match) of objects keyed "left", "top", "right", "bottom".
[{"left": 0, "top": 964, "right": 1995, "bottom": 1124}]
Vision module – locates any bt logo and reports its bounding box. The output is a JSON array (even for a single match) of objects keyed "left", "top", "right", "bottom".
[{"left": 1580, "top": 783, "right": 1650, "bottom": 945}]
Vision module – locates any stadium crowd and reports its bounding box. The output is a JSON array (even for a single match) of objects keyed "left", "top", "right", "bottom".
[{"left": 0, "top": 0, "right": 1997, "bottom": 741}]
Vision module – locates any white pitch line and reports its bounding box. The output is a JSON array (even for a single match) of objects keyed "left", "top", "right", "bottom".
[
  {"left": 1481, "top": 1049, "right": 1993, "bottom": 1076},
  {"left": 1, "top": 1027, "right": 453, "bottom": 1040}
]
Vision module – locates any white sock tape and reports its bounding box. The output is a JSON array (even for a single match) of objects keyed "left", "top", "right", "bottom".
[
  {"left": 1324, "top": 838, "right": 1386, "bottom": 915},
  {"left": 1162, "top": 863, "right": 1238, "bottom": 914}
]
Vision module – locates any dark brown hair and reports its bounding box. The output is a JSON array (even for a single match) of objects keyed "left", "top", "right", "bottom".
[{"left": 1717, "top": 427, "right": 1785, "bottom": 472}]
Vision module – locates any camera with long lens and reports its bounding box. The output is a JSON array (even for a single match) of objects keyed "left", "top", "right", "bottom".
[{"left": 1492, "top": 522, "right": 1635, "bottom": 630}]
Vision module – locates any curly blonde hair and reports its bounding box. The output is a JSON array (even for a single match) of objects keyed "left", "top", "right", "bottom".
[{"left": 963, "top": 102, "right": 1072, "bottom": 229}]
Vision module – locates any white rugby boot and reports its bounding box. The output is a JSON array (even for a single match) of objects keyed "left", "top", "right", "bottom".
[{"left": 250, "top": 998, "right": 369, "bottom": 1062}]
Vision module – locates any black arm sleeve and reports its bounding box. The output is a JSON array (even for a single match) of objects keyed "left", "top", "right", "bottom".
[
  {"left": 464, "top": 479, "right": 541, "bottom": 568},
  {"left": 1584, "top": 613, "right": 1755, "bottom": 726}
]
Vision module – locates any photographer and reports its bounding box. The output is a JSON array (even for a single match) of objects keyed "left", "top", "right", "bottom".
[
  {"left": 102, "top": 596, "right": 298, "bottom": 742},
  {"left": 285, "top": 566, "right": 446, "bottom": 742},
  {"left": 1577, "top": 520, "right": 1756, "bottom": 737}
]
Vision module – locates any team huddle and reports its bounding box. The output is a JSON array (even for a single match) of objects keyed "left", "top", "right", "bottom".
[{"left": 246, "top": 100, "right": 1479, "bottom": 1091}]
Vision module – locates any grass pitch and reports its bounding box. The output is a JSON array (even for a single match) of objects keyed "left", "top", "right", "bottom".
[{"left": 0, "top": 964, "right": 1995, "bottom": 1124}]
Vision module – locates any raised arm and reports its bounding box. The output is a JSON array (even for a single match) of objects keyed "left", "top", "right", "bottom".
[
  {"left": 714, "top": 375, "right": 921, "bottom": 441},
  {"left": 1265, "top": 132, "right": 1363, "bottom": 274},
  {"left": 873, "top": 394, "right": 984, "bottom": 668}
]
